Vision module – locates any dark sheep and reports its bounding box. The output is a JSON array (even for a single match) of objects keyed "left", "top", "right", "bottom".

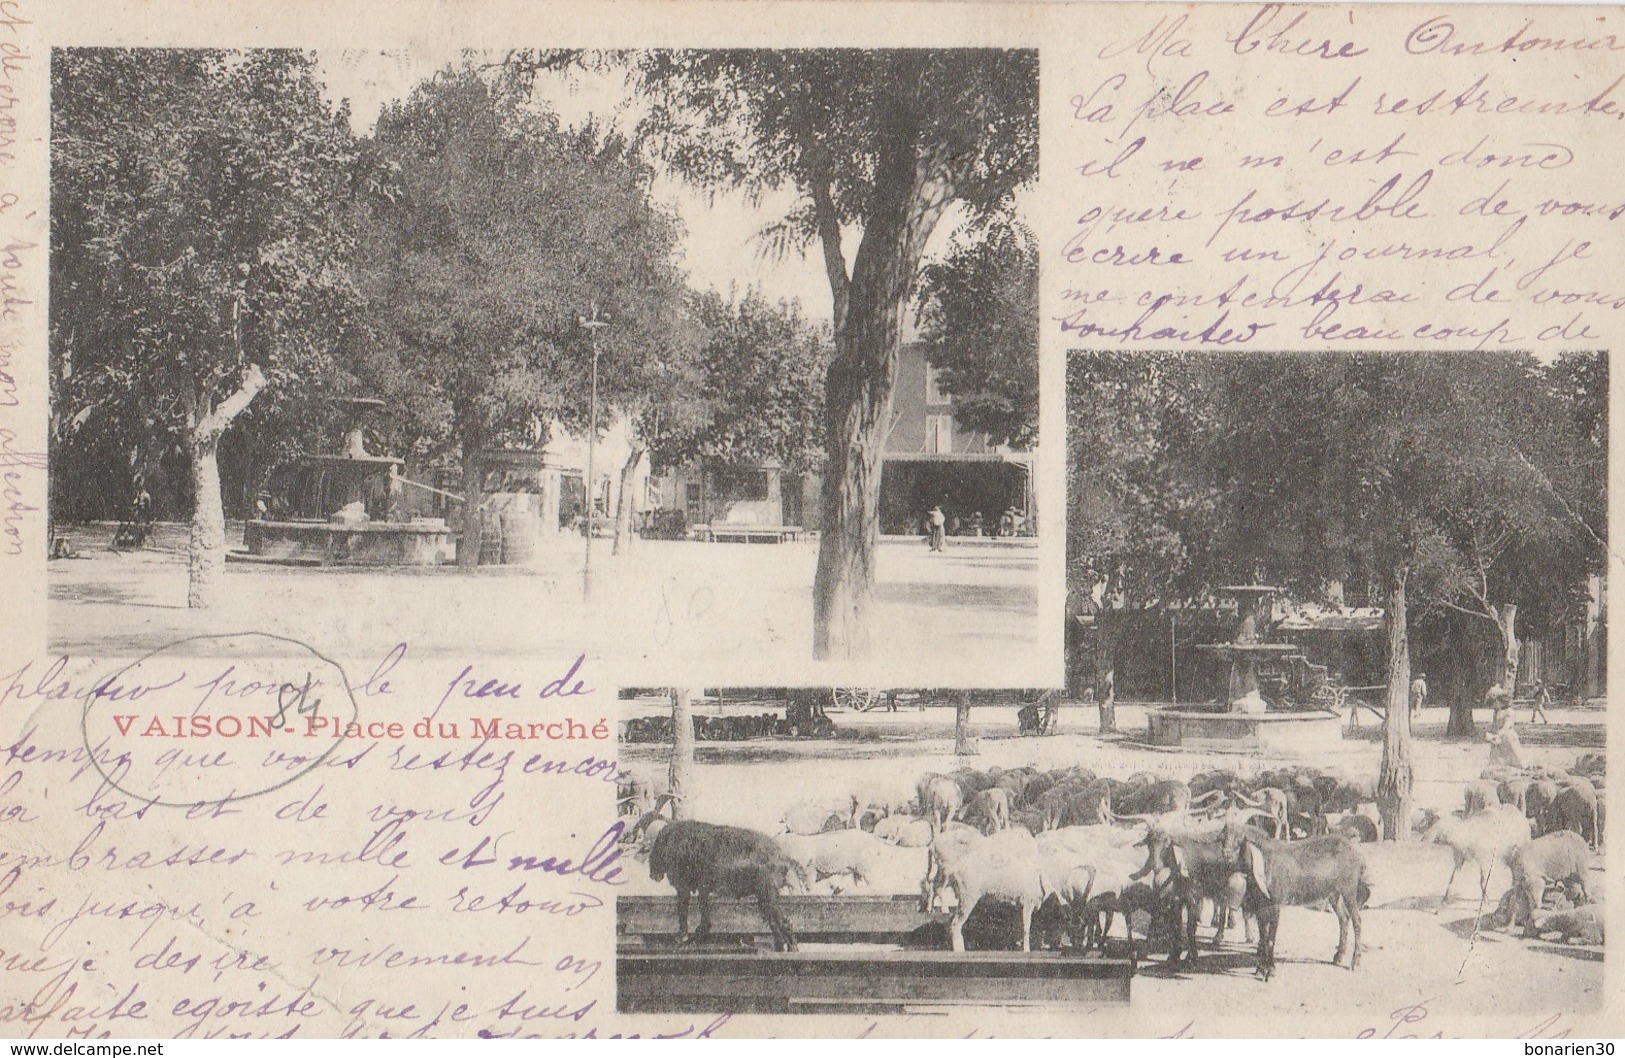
[
  {"left": 647, "top": 820, "right": 806, "bottom": 951},
  {"left": 1524, "top": 780, "right": 1559, "bottom": 836},
  {"left": 1548, "top": 782, "right": 1601, "bottom": 848}
]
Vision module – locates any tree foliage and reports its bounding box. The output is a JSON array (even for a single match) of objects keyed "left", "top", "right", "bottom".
[
  {"left": 357, "top": 67, "right": 690, "bottom": 565},
  {"left": 51, "top": 48, "right": 361, "bottom": 602},
  {"left": 1068, "top": 350, "right": 1607, "bottom": 749},
  {"left": 360, "top": 68, "right": 687, "bottom": 453},
  {"left": 915, "top": 222, "right": 1038, "bottom": 449},
  {"left": 52, "top": 48, "right": 360, "bottom": 484},
  {"left": 663, "top": 288, "right": 829, "bottom": 474}
]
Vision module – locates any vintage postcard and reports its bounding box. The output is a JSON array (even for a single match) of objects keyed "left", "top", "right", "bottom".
[{"left": 0, "top": 0, "right": 1620, "bottom": 1041}]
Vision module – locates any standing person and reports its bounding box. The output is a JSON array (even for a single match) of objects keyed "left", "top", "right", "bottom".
[
  {"left": 1530, "top": 681, "right": 1552, "bottom": 725},
  {"left": 1409, "top": 671, "right": 1428, "bottom": 720},
  {"left": 927, "top": 505, "right": 946, "bottom": 552},
  {"left": 1486, "top": 698, "right": 1527, "bottom": 769}
]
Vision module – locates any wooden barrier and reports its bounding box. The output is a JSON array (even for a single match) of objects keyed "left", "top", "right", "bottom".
[
  {"left": 617, "top": 895, "right": 1134, "bottom": 1012},
  {"left": 619, "top": 894, "right": 945, "bottom": 946},
  {"left": 617, "top": 949, "right": 1134, "bottom": 1013}
]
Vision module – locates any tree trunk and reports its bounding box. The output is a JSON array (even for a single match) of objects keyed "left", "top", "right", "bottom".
[
  {"left": 953, "top": 690, "right": 978, "bottom": 756},
  {"left": 1444, "top": 616, "right": 1478, "bottom": 737},
  {"left": 1446, "top": 660, "right": 1474, "bottom": 737},
  {"left": 1376, "top": 571, "right": 1414, "bottom": 841},
  {"left": 811, "top": 346, "right": 892, "bottom": 661},
  {"left": 457, "top": 437, "right": 482, "bottom": 571},
  {"left": 668, "top": 688, "right": 694, "bottom": 820},
  {"left": 1495, "top": 603, "right": 1520, "bottom": 694},
  {"left": 612, "top": 444, "right": 646, "bottom": 557},
  {"left": 811, "top": 129, "right": 954, "bottom": 660},
  {"left": 185, "top": 364, "right": 266, "bottom": 609},
  {"left": 186, "top": 434, "right": 226, "bottom": 608},
  {"left": 1094, "top": 618, "right": 1118, "bottom": 735}
]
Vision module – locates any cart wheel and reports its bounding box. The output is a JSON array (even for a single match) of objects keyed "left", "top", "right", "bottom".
[{"left": 832, "top": 688, "right": 883, "bottom": 712}]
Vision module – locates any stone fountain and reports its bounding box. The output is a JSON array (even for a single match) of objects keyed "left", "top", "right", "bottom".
[
  {"left": 242, "top": 397, "right": 454, "bottom": 566},
  {"left": 1145, "top": 585, "right": 1344, "bottom": 753}
]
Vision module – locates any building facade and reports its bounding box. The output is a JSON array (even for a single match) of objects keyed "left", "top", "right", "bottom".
[{"left": 655, "top": 342, "right": 1035, "bottom": 538}]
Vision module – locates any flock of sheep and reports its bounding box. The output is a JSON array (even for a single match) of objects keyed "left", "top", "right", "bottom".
[{"left": 619, "top": 752, "right": 1605, "bottom": 980}]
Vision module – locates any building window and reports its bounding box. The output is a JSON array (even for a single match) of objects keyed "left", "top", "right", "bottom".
[
  {"left": 926, "top": 362, "right": 951, "bottom": 405},
  {"left": 926, "top": 415, "right": 953, "bottom": 455}
]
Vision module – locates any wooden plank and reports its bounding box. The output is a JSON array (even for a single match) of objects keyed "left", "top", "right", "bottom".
[
  {"left": 619, "top": 894, "right": 946, "bottom": 943},
  {"left": 617, "top": 950, "right": 1133, "bottom": 1013}
]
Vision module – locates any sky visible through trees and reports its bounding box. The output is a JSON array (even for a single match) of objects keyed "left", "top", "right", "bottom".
[{"left": 315, "top": 50, "right": 1036, "bottom": 321}]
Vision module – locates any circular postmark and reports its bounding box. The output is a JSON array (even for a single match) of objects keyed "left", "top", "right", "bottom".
[{"left": 80, "top": 631, "right": 360, "bottom": 808}]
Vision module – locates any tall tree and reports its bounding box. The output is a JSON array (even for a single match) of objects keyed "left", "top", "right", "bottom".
[
  {"left": 1185, "top": 353, "right": 1605, "bottom": 837},
  {"left": 359, "top": 69, "right": 688, "bottom": 570},
  {"left": 634, "top": 49, "right": 1038, "bottom": 659},
  {"left": 1072, "top": 352, "right": 1602, "bottom": 834},
  {"left": 52, "top": 49, "right": 360, "bottom": 606},
  {"left": 915, "top": 221, "right": 1038, "bottom": 449},
  {"left": 675, "top": 288, "right": 830, "bottom": 468},
  {"left": 1067, "top": 352, "right": 1217, "bottom": 733}
]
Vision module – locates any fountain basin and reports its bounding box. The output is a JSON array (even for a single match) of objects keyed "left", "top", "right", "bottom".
[
  {"left": 243, "top": 519, "right": 454, "bottom": 567},
  {"left": 1146, "top": 707, "right": 1344, "bottom": 754}
]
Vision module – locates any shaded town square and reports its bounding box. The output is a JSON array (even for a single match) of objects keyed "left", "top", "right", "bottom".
[{"left": 47, "top": 525, "right": 1038, "bottom": 685}]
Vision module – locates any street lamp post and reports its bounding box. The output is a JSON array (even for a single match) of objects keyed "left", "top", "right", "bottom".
[{"left": 580, "top": 313, "right": 609, "bottom": 600}]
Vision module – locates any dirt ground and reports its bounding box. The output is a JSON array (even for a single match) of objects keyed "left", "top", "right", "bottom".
[
  {"left": 618, "top": 700, "right": 1607, "bottom": 1024},
  {"left": 44, "top": 524, "right": 1040, "bottom": 686}
]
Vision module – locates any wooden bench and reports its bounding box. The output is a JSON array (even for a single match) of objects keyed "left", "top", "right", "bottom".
[{"left": 689, "top": 524, "right": 806, "bottom": 543}]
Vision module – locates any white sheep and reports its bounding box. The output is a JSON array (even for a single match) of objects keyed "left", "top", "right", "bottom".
[
  {"left": 782, "top": 799, "right": 853, "bottom": 836},
  {"left": 1427, "top": 803, "right": 1533, "bottom": 906},
  {"left": 874, "top": 814, "right": 935, "bottom": 848},
  {"left": 778, "top": 829, "right": 893, "bottom": 890},
  {"left": 851, "top": 781, "right": 915, "bottom": 827}
]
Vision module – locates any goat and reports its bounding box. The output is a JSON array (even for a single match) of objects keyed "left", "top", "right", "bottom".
[
  {"left": 930, "top": 828, "right": 1048, "bottom": 952},
  {"left": 783, "top": 799, "right": 852, "bottom": 836},
  {"left": 1498, "top": 777, "right": 1532, "bottom": 812},
  {"left": 1224, "top": 822, "right": 1370, "bottom": 980},
  {"left": 1137, "top": 816, "right": 1271, "bottom": 966},
  {"left": 1427, "top": 804, "right": 1532, "bottom": 907},
  {"left": 964, "top": 786, "right": 1014, "bottom": 834},
  {"left": 1033, "top": 826, "right": 1142, "bottom": 949},
  {"left": 1508, "top": 831, "right": 1593, "bottom": 935},
  {"left": 1232, "top": 787, "right": 1291, "bottom": 840},
  {"left": 646, "top": 820, "right": 806, "bottom": 951},
  {"left": 918, "top": 773, "right": 965, "bottom": 834}
]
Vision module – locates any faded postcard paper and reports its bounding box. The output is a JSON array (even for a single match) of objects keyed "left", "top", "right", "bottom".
[{"left": 1, "top": 0, "right": 1621, "bottom": 1041}]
